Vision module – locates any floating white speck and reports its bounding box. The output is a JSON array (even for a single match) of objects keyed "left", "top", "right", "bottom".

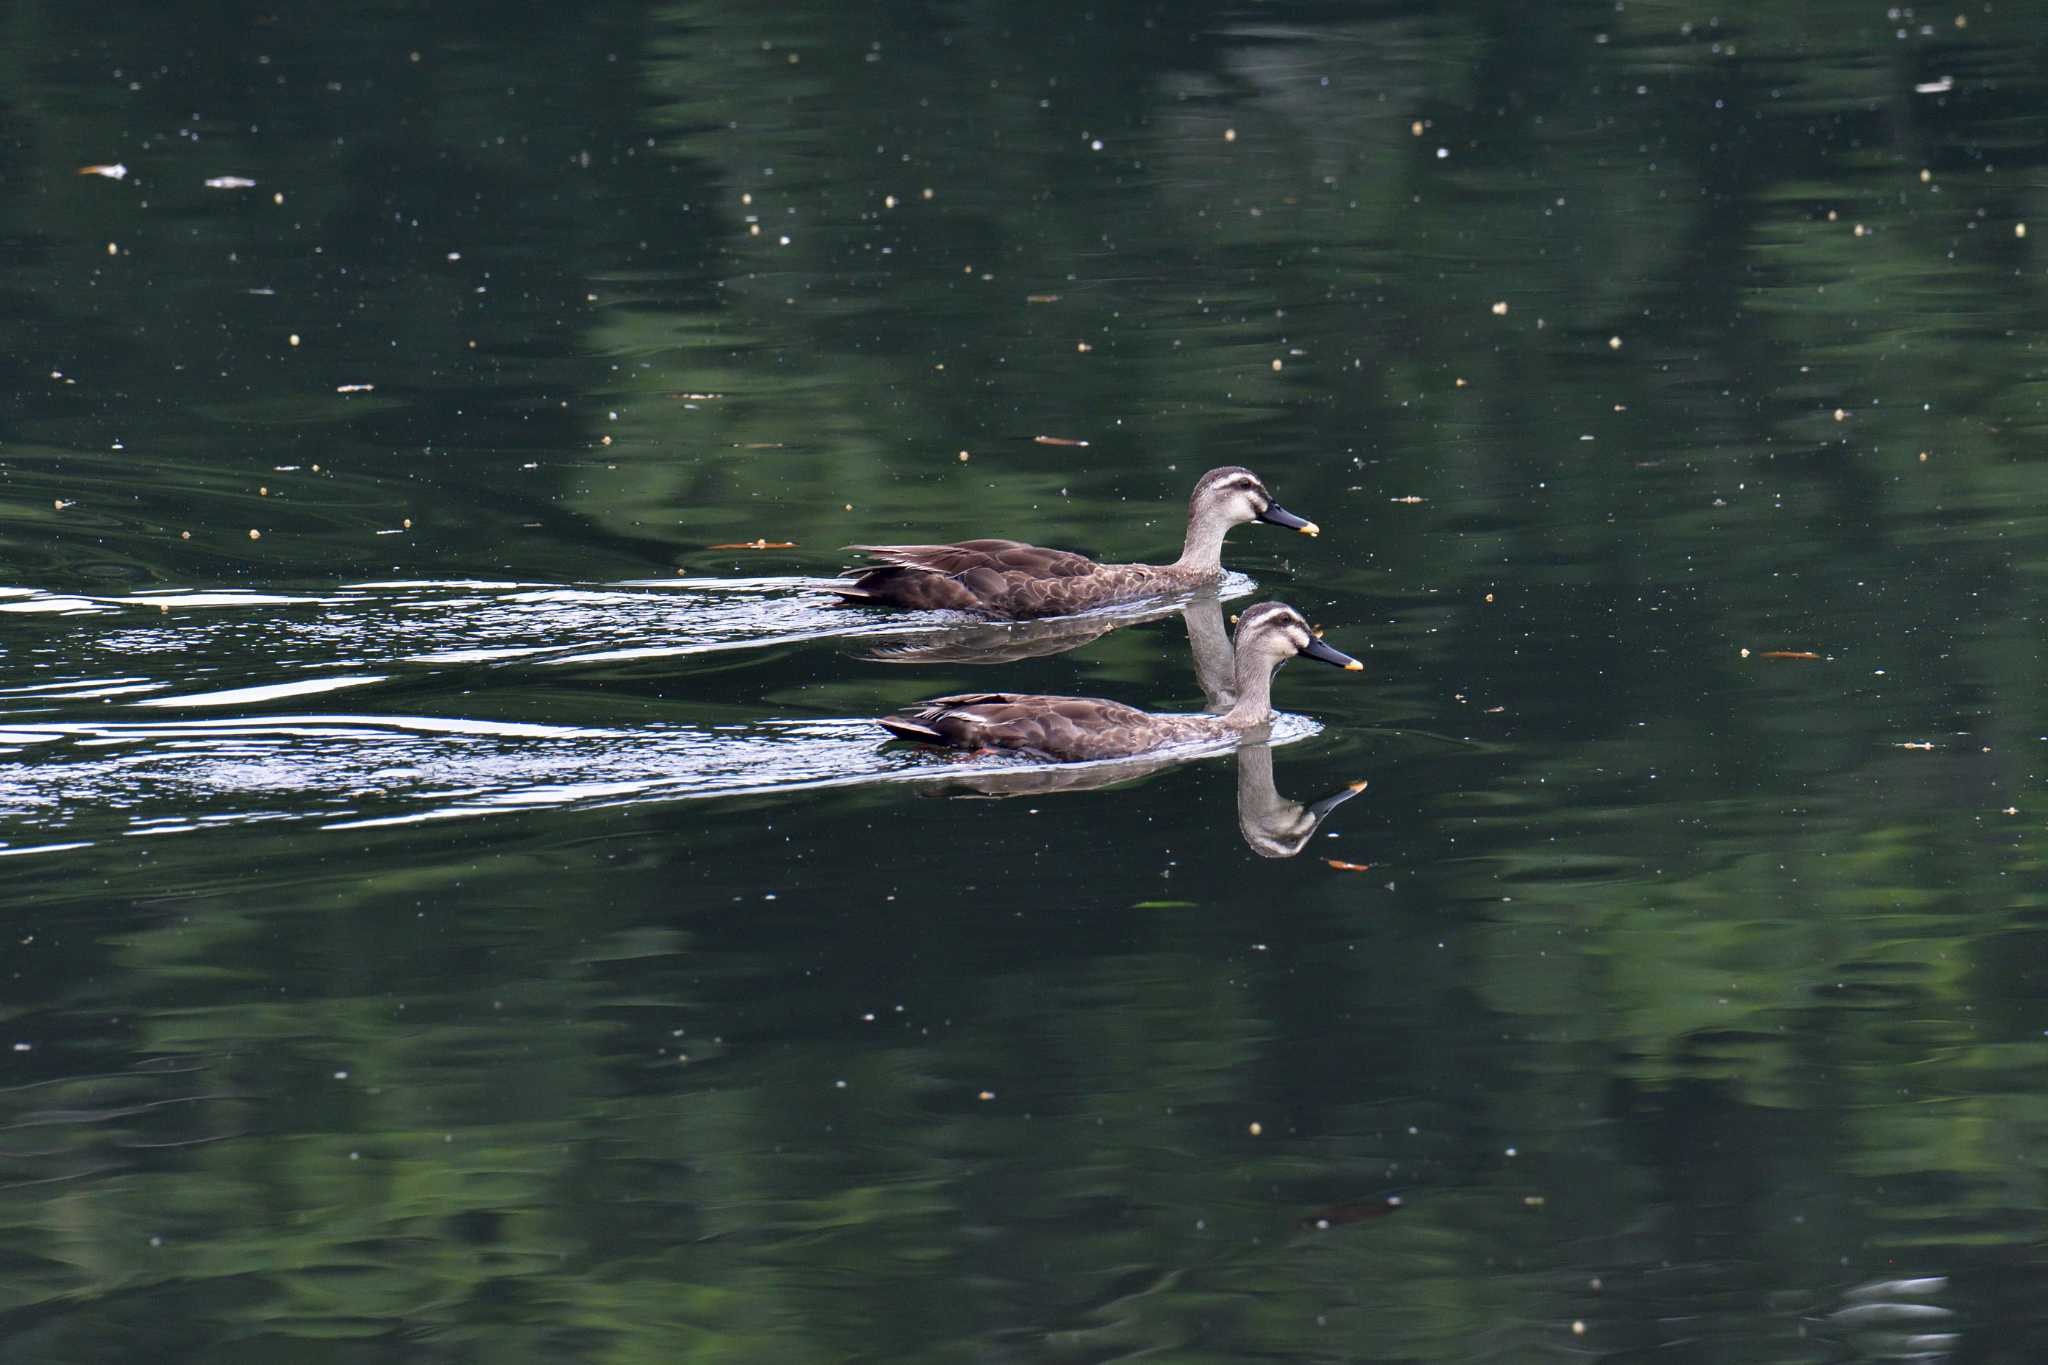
[
  {"left": 204, "top": 175, "right": 257, "bottom": 189},
  {"left": 1914, "top": 77, "right": 1953, "bottom": 94},
  {"left": 78, "top": 163, "right": 128, "bottom": 180}
]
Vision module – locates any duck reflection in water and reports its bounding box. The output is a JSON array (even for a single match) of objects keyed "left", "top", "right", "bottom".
[
  {"left": 856, "top": 590, "right": 1199, "bottom": 667},
  {"left": 878, "top": 600, "right": 1368, "bottom": 857}
]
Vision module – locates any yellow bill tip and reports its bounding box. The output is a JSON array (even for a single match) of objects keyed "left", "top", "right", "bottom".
[
  {"left": 1343, "top": 660, "right": 1364, "bottom": 671},
  {"left": 1347, "top": 780, "right": 1370, "bottom": 792},
  {"left": 1297, "top": 521, "right": 1321, "bottom": 537}
]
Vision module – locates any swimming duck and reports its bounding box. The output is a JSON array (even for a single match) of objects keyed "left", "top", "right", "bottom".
[
  {"left": 835, "top": 466, "right": 1317, "bottom": 620},
  {"left": 878, "top": 602, "right": 1361, "bottom": 761}
]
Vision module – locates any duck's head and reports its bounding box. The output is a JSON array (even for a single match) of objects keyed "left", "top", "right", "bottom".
[
  {"left": 1191, "top": 467, "right": 1318, "bottom": 537},
  {"left": 1232, "top": 601, "right": 1363, "bottom": 673}
]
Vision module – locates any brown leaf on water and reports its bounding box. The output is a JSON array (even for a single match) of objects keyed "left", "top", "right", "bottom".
[
  {"left": 78, "top": 163, "right": 129, "bottom": 180},
  {"left": 1325, "top": 859, "right": 1371, "bottom": 872},
  {"left": 1033, "top": 435, "right": 1089, "bottom": 447},
  {"left": 1299, "top": 1198, "right": 1402, "bottom": 1231},
  {"left": 1026, "top": 293, "right": 1061, "bottom": 303},
  {"left": 710, "top": 539, "right": 797, "bottom": 550},
  {"left": 1758, "top": 650, "right": 1822, "bottom": 660}
]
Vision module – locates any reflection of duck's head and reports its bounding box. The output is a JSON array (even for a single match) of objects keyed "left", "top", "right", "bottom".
[
  {"left": 1236, "top": 742, "right": 1369, "bottom": 859},
  {"left": 1189, "top": 466, "right": 1319, "bottom": 539}
]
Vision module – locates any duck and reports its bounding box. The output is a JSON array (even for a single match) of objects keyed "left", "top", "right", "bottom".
[
  {"left": 878, "top": 602, "right": 1361, "bottom": 761},
  {"left": 834, "top": 466, "right": 1317, "bottom": 620}
]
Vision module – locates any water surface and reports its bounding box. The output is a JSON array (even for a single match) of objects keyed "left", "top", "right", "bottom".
[{"left": 5, "top": 1, "right": 2048, "bottom": 1359}]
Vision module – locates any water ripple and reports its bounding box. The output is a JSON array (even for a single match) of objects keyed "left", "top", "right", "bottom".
[{"left": 0, "top": 710, "right": 1319, "bottom": 846}]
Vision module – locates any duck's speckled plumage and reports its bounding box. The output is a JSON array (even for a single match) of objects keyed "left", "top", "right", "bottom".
[
  {"left": 836, "top": 467, "right": 1315, "bottom": 620},
  {"left": 878, "top": 602, "right": 1361, "bottom": 761}
]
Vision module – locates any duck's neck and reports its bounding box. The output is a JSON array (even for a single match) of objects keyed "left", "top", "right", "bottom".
[
  {"left": 1221, "top": 651, "right": 1279, "bottom": 728},
  {"left": 1171, "top": 506, "right": 1232, "bottom": 575}
]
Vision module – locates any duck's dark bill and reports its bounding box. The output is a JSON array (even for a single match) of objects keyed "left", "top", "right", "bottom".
[
  {"left": 1257, "top": 503, "right": 1320, "bottom": 536},
  {"left": 1302, "top": 636, "right": 1364, "bottom": 671}
]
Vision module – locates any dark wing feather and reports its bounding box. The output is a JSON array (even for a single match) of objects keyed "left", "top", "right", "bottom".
[
  {"left": 878, "top": 692, "right": 1163, "bottom": 760},
  {"left": 837, "top": 539, "right": 1130, "bottom": 617}
]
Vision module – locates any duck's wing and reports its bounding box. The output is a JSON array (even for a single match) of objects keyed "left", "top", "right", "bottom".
[
  {"left": 836, "top": 540, "right": 1110, "bottom": 615},
  {"left": 879, "top": 692, "right": 1159, "bottom": 760},
  {"left": 843, "top": 539, "right": 1098, "bottom": 577}
]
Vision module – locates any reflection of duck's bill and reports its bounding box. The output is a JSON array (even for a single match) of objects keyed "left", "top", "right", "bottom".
[
  {"left": 1302, "top": 636, "right": 1364, "bottom": 671},
  {"left": 1257, "top": 503, "right": 1320, "bottom": 537},
  {"left": 1305, "top": 780, "right": 1369, "bottom": 822}
]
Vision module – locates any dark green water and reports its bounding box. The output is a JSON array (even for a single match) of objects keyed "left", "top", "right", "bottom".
[{"left": 5, "top": 2, "right": 2048, "bottom": 1359}]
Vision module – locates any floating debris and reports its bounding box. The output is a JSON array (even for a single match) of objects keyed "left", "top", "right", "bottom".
[
  {"left": 204, "top": 175, "right": 258, "bottom": 189},
  {"left": 1325, "top": 859, "right": 1371, "bottom": 872},
  {"left": 1026, "top": 293, "right": 1061, "bottom": 303},
  {"left": 335, "top": 383, "right": 375, "bottom": 393},
  {"left": 77, "top": 163, "right": 129, "bottom": 180},
  {"left": 1914, "top": 76, "right": 1954, "bottom": 94},
  {"left": 1033, "top": 435, "right": 1089, "bottom": 447},
  {"left": 1299, "top": 1197, "right": 1401, "bottom": 1232},
  {"left": 1390, "top": 495, "right": 1425, "bottom": 504},
  {"left": 709, "top": 540, "right": 797, "bottom": 550}
]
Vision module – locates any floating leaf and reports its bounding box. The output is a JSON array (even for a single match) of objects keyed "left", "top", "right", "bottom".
[
  {"left": 1299, "top": 1198, "right": 1402, "bottom": 1231},
  {"left": 709, "top": 539, "right": 797, "bottom": 550},
  {"left": 1759, "top": 650, "right": 1821, "bottom": 660},
  {"left": 1325, "top": 859, "right": 1371, "bottom": 872},
  {"left": 1033, "top": 435, "right": 1089, "bottom": 446},
  {"left": 77, "top": 163, "right": 129, "bottom": 180},
  {"left": 204, "top": 175, "right": 257, "bottom": 189}
]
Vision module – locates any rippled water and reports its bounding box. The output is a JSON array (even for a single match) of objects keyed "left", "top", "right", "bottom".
[
  {"left": 0, "top": 574, "right": 1298, "bottom": 843},
  {"left": 7, "top": 0, "right": 2048, "bottom": 1360}
]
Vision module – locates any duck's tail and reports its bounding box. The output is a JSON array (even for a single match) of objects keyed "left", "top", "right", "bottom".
[{"left": 878, "top": 714, "right": 948, "bottom": 745}]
